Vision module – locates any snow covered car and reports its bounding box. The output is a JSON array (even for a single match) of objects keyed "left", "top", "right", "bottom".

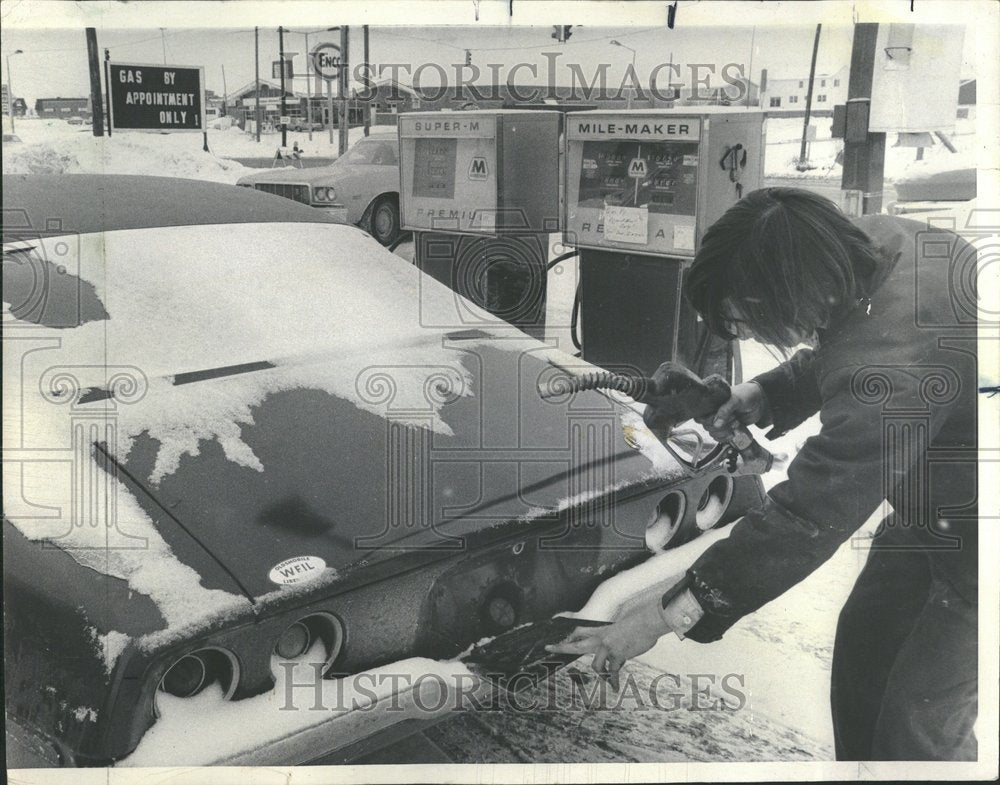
[
  {"left": 3, "top": 174, "right": 762, "bottom": 767},
  {"left": 236, "top": 131, "right": 401, "bottom": 246}
]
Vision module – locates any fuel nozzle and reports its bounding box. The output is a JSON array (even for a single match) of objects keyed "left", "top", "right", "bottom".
[{"left": 540, "top": 364, "right": 778, "bottom": 476}]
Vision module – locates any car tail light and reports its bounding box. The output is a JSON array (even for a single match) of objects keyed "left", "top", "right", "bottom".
[
  {"left": 273, "top": 613, "right": 345, "bottom": 674},
  {"left": 159, "top": 654, "right": 207, "bottom": 698},
  {"left": 156, "top": 648, "right": 239, "bottom": 710},
  {"left": 694, "top": 475, "right": 733, "bottom": 532},
  {"left": 645, "top": 491, "right": 686, "bottom": 553},
  {"left": 275, "top": 621, "right": 312, "bottom": 659}
]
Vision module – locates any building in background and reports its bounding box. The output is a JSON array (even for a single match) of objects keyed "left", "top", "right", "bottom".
[
  {"left": 761, "top": 65, "right": 848, "bottom": 115},
  {"left": 229, "top": 79, "right": 303, "bottom": 128},
  {"left": 34, "top": 97, "right": 92, "bottom": 120}
]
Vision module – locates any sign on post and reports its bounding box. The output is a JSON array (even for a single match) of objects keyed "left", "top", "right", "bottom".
[
  {"left": 311, "top": 43, "right": 342, "bottom": 81},
  {"left": 107, "top": 62, "right": 205, "bottom": 132}
]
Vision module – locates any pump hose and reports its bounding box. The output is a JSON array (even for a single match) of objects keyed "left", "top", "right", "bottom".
[{"left": 540, "top": 371, "right": 656, "bottom": 401}]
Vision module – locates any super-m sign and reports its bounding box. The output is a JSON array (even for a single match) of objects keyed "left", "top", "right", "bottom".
[{"left": 108, "top": 63, "right": 205, "bottom": 132}]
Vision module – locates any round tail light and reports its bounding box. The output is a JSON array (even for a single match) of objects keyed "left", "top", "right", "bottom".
[
  {"left": 645, "top": 491, "right": 687, "bottom": 552},
  {"left": 160, "top": 654, "right": 207, "bottom": 698},
  {"left": 275, "top": 621, "right": 313, "bottom": 659},
  {"left": 695, "top": 475, "right": 734, "bottom": 532}
]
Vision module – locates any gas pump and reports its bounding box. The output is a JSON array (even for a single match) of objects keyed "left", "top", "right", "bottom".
[
  {"left": 564, "top": 108, "right": 766, "bottom": 379},
  {"left": 398, "top": 110, "right": 563, "bottom": 337}
]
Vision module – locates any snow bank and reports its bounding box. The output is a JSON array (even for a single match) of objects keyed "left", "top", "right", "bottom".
[
  {"left": 118, "top": 641, "right": 480, "bottom": 766},
  {"left": 2, "top": 127, "right": 254, "bottom": 183},
  {"left": 2, "top": 118, "right": 382, "bottom": 183}
]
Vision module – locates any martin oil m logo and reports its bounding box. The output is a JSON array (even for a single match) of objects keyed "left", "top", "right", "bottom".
[
  {"left": 627, "top": 158, "right": 647, "bottom": 178},
  {"left": 468, "top": 156, "right": 489, "bottom": 180}
]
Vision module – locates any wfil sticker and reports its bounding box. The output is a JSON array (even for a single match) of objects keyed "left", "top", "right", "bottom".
[{"left": 268, "top": 556, "right": 327, "bottom": 586}]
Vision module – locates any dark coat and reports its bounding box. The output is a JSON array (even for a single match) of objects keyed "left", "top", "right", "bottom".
[{"left": 685, "top": 214, "right": 979, "bottom": 642}]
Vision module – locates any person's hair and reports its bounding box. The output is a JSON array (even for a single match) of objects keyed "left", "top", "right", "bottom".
[{"left": 684, "top": 187, "right": 884, "bottom": 347}]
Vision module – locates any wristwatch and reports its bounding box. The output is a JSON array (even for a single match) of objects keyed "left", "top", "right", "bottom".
[{"left": 659, "top": 576, "right": 704, "bottom": 640}]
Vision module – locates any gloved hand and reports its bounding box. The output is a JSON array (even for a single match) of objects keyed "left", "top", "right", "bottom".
[
  {"left": 545, "top": 595, "right": 671, "bottom": 691},
  {"left": 695, "top": 381, "right": 769, "bottom": 442}
]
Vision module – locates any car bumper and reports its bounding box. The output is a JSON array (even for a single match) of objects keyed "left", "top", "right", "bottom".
[
  {"left": 116, "top": 658, "right": 492, "bottom": 766},
  {"left": 315, "top": 205, "right": 351, "bottom": 223}
]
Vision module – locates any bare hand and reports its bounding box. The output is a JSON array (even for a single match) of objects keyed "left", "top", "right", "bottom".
[{"left": 544, "top": 597, "right": 672, "bottom": 690}]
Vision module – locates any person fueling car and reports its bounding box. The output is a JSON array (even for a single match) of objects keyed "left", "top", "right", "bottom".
[{"left": 548, "top": 187, "right": 979, "bottom": 762}]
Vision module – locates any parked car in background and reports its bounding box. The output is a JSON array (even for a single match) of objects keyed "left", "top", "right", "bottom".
[
  {"left": 237, "top": 131, "right": 402, "bottom": 245},
  {"left": 3, "top": 173, "right": 760, "bottom": 767},
  {"left": 67, "top": 116, "right": 84, "bottom": 126},
  {"left": 287, "top": 119, "right": 325, "bottom": 132},
  {"left": 888, "top": 164, "right": 976, "bottom": 216}
]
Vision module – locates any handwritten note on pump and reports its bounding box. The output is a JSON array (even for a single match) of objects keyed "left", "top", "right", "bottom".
[{"left": 603, "top": 205, "right": 649, "bottom": 244}]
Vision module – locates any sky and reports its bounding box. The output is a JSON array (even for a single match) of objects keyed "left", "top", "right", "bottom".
[{"left": 0, "top": 23, "right": 976, "bottom": 105}]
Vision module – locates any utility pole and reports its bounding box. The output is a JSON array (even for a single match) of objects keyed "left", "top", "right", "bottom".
[
  {"left": 363, "top": 24, "right": 370, "bottom": 137},
  {"left": 279, "top": 25, "right": 287, "bottom": 148},
  {"left": 103, "top": 48, "right": 112, "bottom": 137},
  {"left": 798, "top": 24, "right": 822, "bottom": 170},
  {"left": 339, "top": 26, "right": 349, "bottom": 155},
  {"left": 85, "top": 30, "right": 105, "bottom": 135},
  {"left": 254, "top": 27, "right": 261, "bottom": 142},
  {"left": 221, "top": 64, "right": 228, "bottom": 117},
  {"left": 6, "top": 49, "right": 23, "bottom": 134},
  {"left": 159, "top": 29, "right": 168, "bottom": 64},
  {"left": 304, "top": 30, "right": 314, "bottom": 141},
  {"left": 840, "top": 23, "right": 886, "bottom": 214}
]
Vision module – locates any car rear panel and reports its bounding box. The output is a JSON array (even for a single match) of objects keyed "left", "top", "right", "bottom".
[{"left": 118, "top": 340, "right": 674, "bottom": 600}]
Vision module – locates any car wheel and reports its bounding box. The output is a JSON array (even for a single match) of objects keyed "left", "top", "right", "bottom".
[{"left": 370, "top": 196, "right": 401, "bottom": 246}]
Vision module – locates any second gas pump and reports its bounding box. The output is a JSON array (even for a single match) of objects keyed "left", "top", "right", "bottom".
[{"left": 565, "top": 108, "right": 766, "bottom": 381}]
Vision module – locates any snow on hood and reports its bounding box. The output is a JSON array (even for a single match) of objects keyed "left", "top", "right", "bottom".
[
  {"left": 2, "top": 221, "right": 513, "bottom": 641},
  {"left": 3, "top": 223, "right": 505, "bottom": 483}
]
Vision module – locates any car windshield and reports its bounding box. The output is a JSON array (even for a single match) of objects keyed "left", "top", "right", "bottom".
[{"left": 339, "top": 137, "right": 398, "bottom": 166}]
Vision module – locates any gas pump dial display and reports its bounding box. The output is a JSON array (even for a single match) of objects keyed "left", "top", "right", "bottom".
[
  {"left": 399, "top": 115, "right": 499, "bottom": 233},
  {"left": 567, "top": 114, "right": 703, "bottom": 255}
]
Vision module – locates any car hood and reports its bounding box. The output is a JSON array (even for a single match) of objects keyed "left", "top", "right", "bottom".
[
  {"left": 237, "top": 159, "right": 382, "bottom": 186},
  {"left": 115, "top": 337, "right": 682, "bottom": 601}
]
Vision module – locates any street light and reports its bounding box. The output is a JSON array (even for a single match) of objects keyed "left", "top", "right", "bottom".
[
  {"left": 6, "top": 49, "right": 23, "bottom": 134},
  {"left": 610, "top": 40, "right": 637, "bottom": 109}
]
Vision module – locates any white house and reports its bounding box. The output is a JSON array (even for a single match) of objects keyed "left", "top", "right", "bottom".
[{"left": 762, "top": 65, "right": 848, "bottom": 113}]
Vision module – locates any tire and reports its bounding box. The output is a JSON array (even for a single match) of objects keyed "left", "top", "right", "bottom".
[{"left": 369, "top": 195, "right": 401, "bottom": 246}]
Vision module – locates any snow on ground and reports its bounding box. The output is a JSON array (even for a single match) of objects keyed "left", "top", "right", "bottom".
[
  {"left": 1, "top": 117, "right": 378, "bottom": 182},
  {"left": 764, "top": 115, "right": 976, "bottom": 183}
]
